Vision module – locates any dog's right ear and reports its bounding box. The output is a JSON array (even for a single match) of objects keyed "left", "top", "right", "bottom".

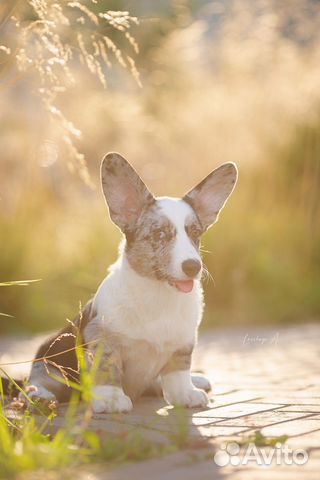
[{"left": 101, "top": 152, "right": 154, "bottom": 232}]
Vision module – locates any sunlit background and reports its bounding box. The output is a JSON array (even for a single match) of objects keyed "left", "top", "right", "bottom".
[{"left": 1, "top": 0, "right": 320, "bottom": 334}]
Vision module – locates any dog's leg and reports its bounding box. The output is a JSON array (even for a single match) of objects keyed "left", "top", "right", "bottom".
[
  {"left": 87, "top": 346, "right": 132, "bottom": 414},
  {"left": 83, "top": 316, "right": 133, "bottom": 413},
  {"left": 19, "top": 322, "right": 82, "bottom": 408},
  {"left": 160, "top": 347, "right": 208, "bottom": 408},
  {"left": 22, "top": 361, "right": 69, "bottom": 408}
]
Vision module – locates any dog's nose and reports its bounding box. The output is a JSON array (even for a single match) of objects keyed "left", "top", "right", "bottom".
[{"left": 182, "top": 259, "right": 201, "bottom": 278}]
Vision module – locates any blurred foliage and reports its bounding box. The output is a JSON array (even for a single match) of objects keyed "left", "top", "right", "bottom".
[
  {"left": 0, "top": 0, "right": 140, "bottom": 184},
  {"left": 0, "top": 0, "right": 320, "bottom": 334}
]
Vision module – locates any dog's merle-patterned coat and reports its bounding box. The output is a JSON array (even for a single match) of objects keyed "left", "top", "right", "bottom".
[{"left": 3, "top": 153, "right": 237, "bottom": 412}]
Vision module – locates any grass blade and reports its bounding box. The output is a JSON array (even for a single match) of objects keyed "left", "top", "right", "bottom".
[
  {"left": 0, "top": 279, "right": 42, "bottom": 287},
  {"left": 0, "top": 312, "right": 14, "bottom": 318}
]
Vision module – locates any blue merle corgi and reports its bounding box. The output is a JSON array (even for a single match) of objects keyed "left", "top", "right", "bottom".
[{"left": 3, "top": 153, "right": 237, "bottom": 413}]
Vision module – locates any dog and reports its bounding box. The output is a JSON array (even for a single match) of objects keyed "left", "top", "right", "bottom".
[{"left": 3, "top": 153, "right": 237, "bottom": 413}]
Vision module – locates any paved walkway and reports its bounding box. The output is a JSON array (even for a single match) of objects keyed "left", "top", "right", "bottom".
[{"left": 1, "top": 324, "right": 320, "bottom": 479}]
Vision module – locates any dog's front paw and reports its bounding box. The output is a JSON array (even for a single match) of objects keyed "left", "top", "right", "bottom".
[
  {"left": 18, "top": 384, "right": 58, "bottom": 412},
  {"left": 92, "top": 385, "right": 133, "bottom": 414},
  {"left": 186, "top": 388, "right": 208, "bottom": 408},
  {"left": 165, "top": 387, "right": 208, "bottom": 408},
  {"left": 191, "top": 374, "right": 212, "bottom": 392},
  {"left": 161, "top": 371, "right": 209, "bottom": 408}
]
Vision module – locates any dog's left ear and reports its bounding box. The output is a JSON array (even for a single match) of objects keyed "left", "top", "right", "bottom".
[
  {"left": 101, "top": 152, "right": 154, "bottom": 232},
  {"left": 183, "top": 162, "right": 238, "bottom": 231}
]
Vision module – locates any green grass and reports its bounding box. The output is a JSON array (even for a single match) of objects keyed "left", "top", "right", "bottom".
[
  {"left": 0, "top": 281, "right": 42, "bottom": 287},
  {"left": 0, "top": 355, "right": 171, "bottom": 479},
  {"left": 0, "top": 376, "right": 183, "bottom": 479},
  {"left": 0, "top": 283, "right": 183, "bottom": 478},
  {"left": 0, "top": 395, "right": 170, "bottom": 479},
  {"left": 238, "top": 430, "right": 289, "bottom": 447}
]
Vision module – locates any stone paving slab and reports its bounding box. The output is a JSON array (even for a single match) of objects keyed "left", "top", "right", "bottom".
[
  {"left": 260, "top": 419, "right": 320, "bottom": 437},
  {"left": 77, "top": 450, "right": 219, "bottom": 480},
  {"left": 286, "top": 430, "right": 320, "bottom": 447},
  {"left": 194, "top": 403, "right": 285, "bottom": 418},
  {"left": 216, "top": 411, "right": 317, "bottom": 428},
  {"left": 1, "top": 323, "right": 320, "bottom": 479},
  {"left": 197, "top": 425, "right": 249, "bottom": 436},
  {"left": 199, "top": 390, "right": 261, "bottom": 405},
  {"left": 281, "top": 405, "right": 320, "bottom": 413},
  {"left": 251, "top": 396, "right": 320, "bottom": 405}
]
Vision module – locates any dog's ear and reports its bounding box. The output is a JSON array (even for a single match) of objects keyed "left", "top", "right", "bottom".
[
  {"left": 101, "top": 152, "right": 154, "bottom": 232},
  {"left": 183, "top": 163, "right": 238, "bottom": 231}
]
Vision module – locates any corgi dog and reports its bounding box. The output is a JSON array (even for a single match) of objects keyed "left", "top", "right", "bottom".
[{"left": 4, "top": 153, "right": 237, "bottom": 413}]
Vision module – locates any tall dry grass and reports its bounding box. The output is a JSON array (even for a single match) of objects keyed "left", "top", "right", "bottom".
[
  {"left": 1, "top": 0, "right": 320, "bottom": 333},
  {"left": 0, "top": 0, "right": 140, "bottom": 184}
]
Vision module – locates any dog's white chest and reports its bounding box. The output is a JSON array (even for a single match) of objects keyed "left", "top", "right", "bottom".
[{"left": 94, "top": 264, "right": 203, "bottom": 349}]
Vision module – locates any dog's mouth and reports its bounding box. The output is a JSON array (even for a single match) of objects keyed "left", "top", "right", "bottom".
[{"left": 171, "top": 279, "right": 195, "bottom": 293}]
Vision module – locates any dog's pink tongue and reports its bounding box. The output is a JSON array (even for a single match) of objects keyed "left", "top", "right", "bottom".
[{"left": 174, "top": 280, "right": 194, "bottom": 293}]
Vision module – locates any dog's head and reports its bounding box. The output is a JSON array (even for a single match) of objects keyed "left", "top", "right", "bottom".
[{"left": 101, "top": 153, "right": 237, "bottom": 293}]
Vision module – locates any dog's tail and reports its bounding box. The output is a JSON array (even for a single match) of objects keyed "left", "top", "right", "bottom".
[{"left": 0, "top": 376, "right": 24, "bottom": 397}]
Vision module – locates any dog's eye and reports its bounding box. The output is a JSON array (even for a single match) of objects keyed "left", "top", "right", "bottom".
[{"left": 187, "top": 225, "right": 202, "bottom": 243}]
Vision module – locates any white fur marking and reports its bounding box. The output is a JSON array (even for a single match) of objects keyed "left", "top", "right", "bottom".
[
  {"left": 92, "top": 385, "right": 133, "bottom": 414},
  {"left": 157, "top": 198, "right": 202, "bottom": 280},
  {"left": 161, "top": 370, "right": 208, "bottom": 408}
]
